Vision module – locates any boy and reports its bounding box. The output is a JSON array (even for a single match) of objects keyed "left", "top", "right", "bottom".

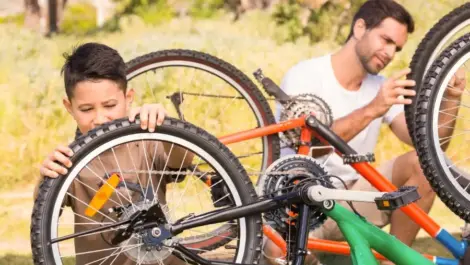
[{"left": 35, "top": 42, "right": 193, "bottom": 264}]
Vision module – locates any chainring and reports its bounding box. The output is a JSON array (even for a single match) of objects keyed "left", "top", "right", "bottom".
[
  {"left": 258, "top": 155, "right": 332, "bottom": 234},
  {"left": 279, "top": 93, "right": 333, "bottom": 149}
]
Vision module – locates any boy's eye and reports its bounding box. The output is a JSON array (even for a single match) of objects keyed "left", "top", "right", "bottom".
[
  {"left": 80, "top": 108, "right": 92, "bottom": 112},
  {"left": 105, "top": 104, "right": 116, "bottom": 108}
]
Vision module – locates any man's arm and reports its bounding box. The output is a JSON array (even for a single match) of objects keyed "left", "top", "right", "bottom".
[
  {"left": 389, "top": 112, "right": 413, "bottom": 147},
  {"left": 311, "top": 68, "right": 416, "bottom": 157}
]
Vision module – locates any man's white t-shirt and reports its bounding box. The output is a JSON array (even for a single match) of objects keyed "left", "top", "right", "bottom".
[{"left": 276, "top": 54, "right": 403, "bottom": 184}]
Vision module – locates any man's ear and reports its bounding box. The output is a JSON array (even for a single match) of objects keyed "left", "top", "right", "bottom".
[
  {"left": 352, "top": 18, "right": 367, "bottom": 40},
  {"left": 63, "top": 97, "right": 73, "bottom": 115}
]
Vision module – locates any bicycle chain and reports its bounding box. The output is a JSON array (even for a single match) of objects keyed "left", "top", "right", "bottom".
[{"left": 116, "top": 169, "right": 313, "bottom": 177}]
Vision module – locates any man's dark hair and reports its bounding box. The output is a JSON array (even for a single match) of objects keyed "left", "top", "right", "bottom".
[
  {"left": 61, "top": 42, "right": 127, "bottom": 99},
  {"left": 346, "top": 0, "right": 414, "bottom": 41}
]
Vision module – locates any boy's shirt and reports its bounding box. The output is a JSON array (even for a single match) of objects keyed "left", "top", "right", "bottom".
[{"left": 65, "top": 141, "right": 184, "bottom": 265}]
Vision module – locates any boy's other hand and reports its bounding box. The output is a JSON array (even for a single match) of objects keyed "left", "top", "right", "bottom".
[
  {"left": 128, "top": 104, "right": 167, "bottom": 132},
  {"left": 40, "top": 146, "right": 74, "bottom": 178}
]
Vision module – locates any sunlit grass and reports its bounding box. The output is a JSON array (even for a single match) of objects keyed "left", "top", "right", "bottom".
[{"left": 1, "top": 1, "right": 470, "bottom": 262}]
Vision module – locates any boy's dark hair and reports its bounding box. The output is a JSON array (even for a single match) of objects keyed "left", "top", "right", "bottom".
[
  {"left": 346, "top": 0, "right": 414, "bottom": 41},
  {"left": 61, "top": 43, "right": 127, "bottom": 99}
]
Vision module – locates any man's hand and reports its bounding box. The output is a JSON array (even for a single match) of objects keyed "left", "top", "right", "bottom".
[
  {"left": 39, "top": 146, "right": 74, "bottom": 178},
  {"left": 367, "top": 68, "right": 416, "bottom": 118},
  {"left": 128, "top": 104, "right": 168, "bottom": 132},
  {"left": 445, "top": 67, "right": 466, "bottom": 99}
]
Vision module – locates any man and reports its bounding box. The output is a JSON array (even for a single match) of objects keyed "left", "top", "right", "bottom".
[{"left": 265, "top": 1, "right": 466, "bottom": 264}]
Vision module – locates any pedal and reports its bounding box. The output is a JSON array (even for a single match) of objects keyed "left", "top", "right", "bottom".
[{"left": 374, "top": 186, "right": 420, "bottom": 211}]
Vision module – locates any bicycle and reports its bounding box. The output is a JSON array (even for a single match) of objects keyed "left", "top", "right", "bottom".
[
  {"left": 124, "top": 2, "right": 470, "bottom": 179},
  {"left": 32, "top": 30, "right": 470, "bottom": 264},
  {"left": 31, "top": 2, "right": 470, "bottom": 264}
]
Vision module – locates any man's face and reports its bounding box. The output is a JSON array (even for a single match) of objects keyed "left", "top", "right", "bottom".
[
  {"left": 355, "top": 17, "right": 409, "bottom": 74},
  {"left": 63, "top": 79, "right": 134, "bottom": 134}
]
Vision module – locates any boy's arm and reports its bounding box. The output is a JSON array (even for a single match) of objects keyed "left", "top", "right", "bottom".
[
  {"left": 35, "top": 145, "right": 74, "bottom": 199},
  {"left": 162, "top": 143, "right": 194, "bottom": 169}
]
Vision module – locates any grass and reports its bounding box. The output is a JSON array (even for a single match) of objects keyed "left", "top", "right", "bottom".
[{"left": 0, "top": 0, "right": 470, "bottom": 263}]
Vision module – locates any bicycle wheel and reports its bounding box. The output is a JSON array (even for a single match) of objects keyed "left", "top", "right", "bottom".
[
  {"left": 126, "top": 49, "right": 280, "bottom": 184},
  {"left": 413, "top": 33, "right": 470, "bottom": 221},
  {"left": 405, "top": 2, "right": 470, "bottom": 143},
  {"left": 31, "top": 117, "right": 262, "bottom": 265}
]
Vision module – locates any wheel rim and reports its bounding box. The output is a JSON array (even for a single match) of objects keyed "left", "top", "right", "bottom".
[
  {"left": 126, "top": 57, "right": 275, "bottom": 181},
  {"left": 48, "top": 133, "right": 248, "bottom": 265},
  {"left": 431, "top": 51, "right": 470, "bottom": 201}
]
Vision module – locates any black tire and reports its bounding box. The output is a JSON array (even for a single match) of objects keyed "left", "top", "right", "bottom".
[
  {"left": 125, "top": 49, "right": 280, "bottom": 181},
  {"left": 31, "top": 117, "right": 262, "bottom": 265},
  {"left": 405, "top": 2, "right": 470, "bottom": 144},
  {"left": 414, "top": 33, "right": 470, "bottom": 221}
]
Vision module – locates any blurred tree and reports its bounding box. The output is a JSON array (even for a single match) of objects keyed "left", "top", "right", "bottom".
[
  {"left": 24, "top": 0, "right": 41, "bottom": 32},
  {"left": 273, "top": 0, "right": 366, "bottom": 44},
  {"left": 226, "top": 0, "right": 277, "bottom": 20}
]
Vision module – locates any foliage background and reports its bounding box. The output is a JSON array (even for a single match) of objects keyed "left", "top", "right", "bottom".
[{"left": 0, "top": 0, "right": 468, "bottom": 262}]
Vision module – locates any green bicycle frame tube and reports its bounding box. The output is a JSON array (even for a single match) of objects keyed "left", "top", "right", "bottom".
[{"left": 324, "top": 202, "right": 435, "bottom": 265}]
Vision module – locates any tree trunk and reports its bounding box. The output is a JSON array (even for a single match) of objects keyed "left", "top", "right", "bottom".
[
  {"left": 24, "top": 0, "right": 67, "bottom": 36},
  {"left": 24, "top": 0, "right": 41, "bottom": 32}
]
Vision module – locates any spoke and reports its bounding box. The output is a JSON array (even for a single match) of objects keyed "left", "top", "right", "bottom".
[
  {"left": 126, "top": 143, "right": 146, "bottom": 201},
  {"left": 463, "top": 62, "right": 470, "bottom": 72},
  {"left": 172, "top": 248, "right": 191, "bottom": 264},
  {"left": 439, "top": 131, "right": 469, "bottom": 142},
  {"left": 437, "top": 126, "right": 470, "bottom": 131},
  {"left": 136, "top": 249, "right": 150, "bottom": 265},
  {"left": 184, "top": 246, "right": 211, "bottom": 252},
  {"left": 154, "top": 143, "right": 174, "bottom": 206},
  {"left": 439, "top": 104, "right": 461, "bottom": 113},
  {"left": 67, "top": 207, "right": 107, "bottom": 226},
  {"left": 142, "top": 140, "right": 157, "bottom": 209},
  {"left": 107, "top": 236, "right": 137, "bottom": 265},
  {"left": 170, "top": 149, "right": 190, "bottom": 204},
  {"left": 73, "top": 177, "right": 121, "bottom": 206},
  {"left": 443, "top": 85, "right": 470, "bottom": 97},
  {"left": 85, "top": 164, "right": 131, "bottom": 205},
  {"left": 180, "top": 91, "right": 245, "bottom": 99},
  {"left": 111, "top": 147, "right": 136, "bottom": 212},
  {"left": 447, "top": 155, "right": 470, "bottom": 169},
  {"left": 65, "top": 192, "right": 117, "bottom": 223},
  {"left": 61, "top": 239, "right": 137, "bottom": 258},
  {"left": 187, "top": 229, "right": 237, "bottom": 241},
  {"left": 58, "top": 222, "right": 114, "bottom": 226},
  {"left": 97, "top": 156, "right": 125, "bottom": 207},
  {"left": 84, "top": 244, "right": 141, "bottom": 265},
  {"left": 212, "top": 193, "right": 230, "bottom": 206},
  {"left": 99, "top": 235, "right": 134, "bottom": 265},
  {"left": 172, "top": 164, "right": 209, "bottom": 211}
]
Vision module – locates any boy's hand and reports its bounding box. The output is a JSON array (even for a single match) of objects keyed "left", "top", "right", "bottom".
[
  {"left": 39, "top": 146, "right": 74, "bottom": 178},
  {"left": 128, "top": 104, "right": 168, "bottom": 132}
]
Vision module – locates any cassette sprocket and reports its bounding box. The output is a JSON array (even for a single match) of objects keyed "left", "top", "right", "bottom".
[
  {"left": 279, "top": 94, "right": 333, "bottom": 149},
  {"left": 257, "top": 155, "right": 332, "bottom": 234}
]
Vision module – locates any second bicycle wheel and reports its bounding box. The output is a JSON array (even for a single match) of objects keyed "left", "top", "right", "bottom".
[
  {"left": 126, "top": 49, "right": 280, "bottom": 183},
  {"left": 405, "top": 2, "right": 470, "bottom": 144},
  {"left": 414, "top": 33, "right": 470, "bottom": 221}
]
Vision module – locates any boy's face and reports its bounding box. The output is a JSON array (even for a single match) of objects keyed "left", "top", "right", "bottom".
[
  {"left": 354, "top": 17, "right": 408, "bottom": 74},
  {"left": 63, "top": 79, "right": 134, "bottom": 134}
]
